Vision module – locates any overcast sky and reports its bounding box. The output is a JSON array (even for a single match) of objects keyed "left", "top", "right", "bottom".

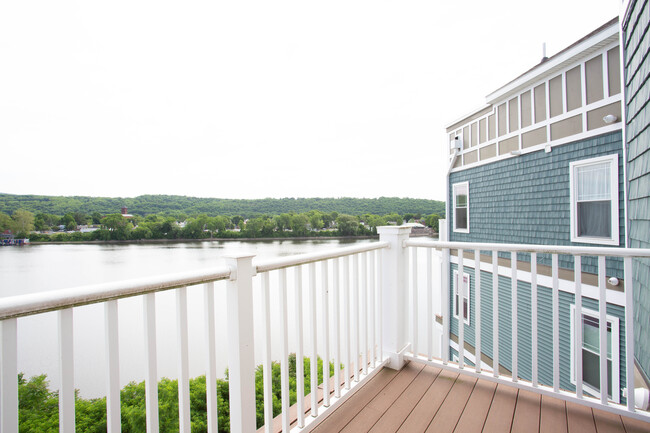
[{"left": 0, "top": 1, "right": 620, "bottom": 201}]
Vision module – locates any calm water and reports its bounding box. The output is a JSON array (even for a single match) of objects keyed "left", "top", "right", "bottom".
[{"left": 0, "top": 239, "right": 440, "bottom": 398}]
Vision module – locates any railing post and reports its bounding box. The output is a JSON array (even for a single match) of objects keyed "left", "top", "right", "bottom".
[
  {"left": 1, "top": 318, "right": 18, "bottom": 433},
  {"left": 378, "top": 226, "right": 412, "bottom": 370},
  {"left": 225, "top": 254, "right": 257, "bottom": 433}
]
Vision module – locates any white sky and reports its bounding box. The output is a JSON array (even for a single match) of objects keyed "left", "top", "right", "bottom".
[{"left": 0, "top": 1, "right": 620, "bottom": 201}]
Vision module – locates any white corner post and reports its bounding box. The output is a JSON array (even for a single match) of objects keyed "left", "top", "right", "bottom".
[
  {"left": 438, "top": 219, "right": 450, "bottom": 364},
  {"left": 225, "top": 254, "right": 257, "bottom": 433},
  {"left": 378, "top": 226, "right": 412, "bottom": 370}
]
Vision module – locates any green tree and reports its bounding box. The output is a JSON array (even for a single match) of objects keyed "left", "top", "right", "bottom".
[
  {"left": 336, "top": 214, "right": 359, "bottom": 236},
  {"left": 290, "top": 214, "right": 309, "bottom": 236},
  {"left": 0, "top": 212, "right": 13, "bottom": 232},
  {"left": 425, "top": 214, "right": 440, "bottom": 232},
  {"left": 12, "top": 209, "right": 35, "bottom": 234},
  {"left": 101, "top": 214, "right": 133, "bottom": 240}
]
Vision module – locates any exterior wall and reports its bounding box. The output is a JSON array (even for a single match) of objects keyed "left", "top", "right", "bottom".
[
  {"left": 449, "top": 262, "right": 627, "bottom": 402},
  {"left": 445, "top": 20, "right": 621, "bottom": 170},
  {"left": 623, "top": 0, "right": 650, "bottom": 380},
  {"left": 448, "top": 131, "right": 625, "bottom": 277}
]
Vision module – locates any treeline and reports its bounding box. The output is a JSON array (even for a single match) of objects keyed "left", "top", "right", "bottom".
[
  {"left": 0, "top": 194, "right": 445, "bottom": 218},
  {"left": 1, "top": 209, "right": 441, "bottom": 242},
  {"left": 18, "top": 354, "right": 332, "bottom": 433}
]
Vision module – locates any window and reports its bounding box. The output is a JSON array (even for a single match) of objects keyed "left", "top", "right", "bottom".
[
  {"left": 569, "top": 155, "right": 619, "bottom": 245},
  {"left": 570, "top": 305, "right": 620, "bottom": 403},
  {"left": 453, "top": 182, "right": 469, "bottom": 233},
  {"left": 453, "top": 270, "right": 470, "bottom": 325}
]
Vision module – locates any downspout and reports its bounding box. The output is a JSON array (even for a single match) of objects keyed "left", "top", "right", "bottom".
[{"left": 619, "top": 14, "right": 629, "bottom": 249}]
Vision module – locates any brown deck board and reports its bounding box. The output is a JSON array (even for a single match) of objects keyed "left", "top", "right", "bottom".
[
  {"left": 512, "top": 389, "right": 542, "bottom": 433},
  {"left": 540, "top": 394, "right": 567, "bottom": 433},
  {"left": 396, "top": 368, "right": 459, "bottom": 433},
  {"left": 592, "top": 408, "right": 626, "bottom": 433},
  {"left": 482, "top": 383, "right": 519, "bottom": 433},
  {"left": 304, "top": 364, "right": 650, "bottom": 433},
  {"left": 368, "top": 365, "right": 442, "bottom": 433},
  {"left": 340, "top": 362, "right": 425, "bottom": 433},
  {"left": 424, "top": 373, "right": 478, "bottom": 433},
  {"left": 310, "top": 367, "right": 398, "bottom": 433},
  {"left": 453, "top": 379, "right": 498, "bottom": 433},
  {"left": 566, "top": 401, "right": 597, "bottom": 433}
]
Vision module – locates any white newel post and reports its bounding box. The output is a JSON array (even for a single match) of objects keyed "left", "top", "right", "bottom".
[
  {"left": 378, "top": 226, "right": 411, "bottom": 370},
  {"left": 225, "top": 254, "right": 257, "bottom": 433},
  {"left": 438, "top": 219, "right": 450, "bottom": 364}
]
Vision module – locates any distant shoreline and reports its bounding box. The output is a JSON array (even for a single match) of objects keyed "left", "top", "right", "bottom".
[{"left": 28, "top": 235, "right": 382, "bottom": 246}]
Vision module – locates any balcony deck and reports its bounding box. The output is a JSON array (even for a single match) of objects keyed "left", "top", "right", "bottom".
[{"left": 303, "top": 362, "right": 650, "bottom": 433}]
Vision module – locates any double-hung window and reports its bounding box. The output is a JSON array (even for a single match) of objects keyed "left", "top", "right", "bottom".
[
  {"left": 569, "top": 154, "right": 619, "bottom": 245},
  {"left": 453, "top": 182, "right": 469, "bottom": 233},
  {"left": 570, "top": 305, "right": 620, "bottom": 403},
  {"left": 453, "top": 270, "right": 470, "bottom": 325}
]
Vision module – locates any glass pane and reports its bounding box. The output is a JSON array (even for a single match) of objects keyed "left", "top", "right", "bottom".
[
  {"left": 576, "top": 162, "right": 610, "bottom": 200},
  {"left": 456, "top": 194, "right": 467, "bottom": 207},
  {"left": 463, "top": 298, "right": 468, "bottom": 321},
  {"left": 583, "top": 315, "right": 600, "bottom": 353},
  {"left": 583, "top": 349, "right": 600, "bottom": 390},
  {"left": 577, "top": 201, "right": 611, "bottom": 238},
  {"left": 456, "top": 208, "right": 467, "bottom": 229}
]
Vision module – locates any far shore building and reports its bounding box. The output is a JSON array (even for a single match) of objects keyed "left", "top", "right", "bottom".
[{"left": 441, "top": 16, "right": 650, "bottom": 404}]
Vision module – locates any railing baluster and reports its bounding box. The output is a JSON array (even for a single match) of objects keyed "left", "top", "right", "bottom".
[
  {"left": 552, "top": 254, "right": 560, "bottom": 393},
  {"left": 598, "top": 255, "right": 608, "bottom": 405},
  {"left": 279, "top": 269, "right": 290, "bottom": 431},
  {"left": 624, "top": 256, "right": 636, "bottom": 411},
  {"left": 574, "top": 256, "right": 583, "bottom": 399},
  {"left": 442, "top": 248, "right": 450, "bottom": 365},
  {"left": 377, "top": 249, "right": 383, "bottom": 364},
  {"left": 458, "top": 248, "right": 464, "bottom": 368},
  {"left": 511, "top": 251, "right": 518, "bottom": 382},
  {"left": 427, "top": 248, "right": 433, "bottom": 361},
  {"left": 143, "top": 293, "right": 159, "bottom": 433},
  {"left": 261, "top": 273, "right": 273, "bottom": 432},
  {"left": 353, "top": 254, "right": 360, "bottom": 382},
  {"left": 492, "top": 250, "right": 499, "bottom": 377},
  {"left": 105, "top": 300, "right": 121, "bottom": 433},
  {"left": 369, "top": 250, "right": 376, "bottom": 367},
  {"left": 360, "top": 253, "right": 367, "bottom": 375},
  {"left": 412, "top": 247, "right": 418, "bottom": 357},
  {"left": 308, "top": 262, "right": 318, "bottom": 416},
  {"left": 0, "top": 318, "right": 18, "bottom": 433},
  {"left": 343, "top": 256, "right": 350, "bottom": 390},
  {"left": 320, "top": 261, "right": 330, "bottom": 406},
  {"left": 176, "top": 287, "right": 191, "bottom": 433},
  {"left": 475, "top": 250, "right": 481, "bottom": 373},
  {"left": 332, "top": 260, "right": 341, "bottom": 399},
  {"left": 204, "top": 283, "right": 218, "bottom": 433},
  {"left": 294, "top": 266, "right": 305, "bottom": 427},
  {"left": 59, "top": 308, "right": 75, "bottom": 433},
  {"left": 531, "top": 253, "right": 538, "bottom": 387}
]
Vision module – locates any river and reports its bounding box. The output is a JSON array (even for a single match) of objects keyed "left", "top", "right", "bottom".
[{"left": 0, "top": 238, "right": 440, "bottom": 398}]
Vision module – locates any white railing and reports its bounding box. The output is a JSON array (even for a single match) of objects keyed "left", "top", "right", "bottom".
[
  {"left": 2, "top": 228, "right": 649, "bottom": 432},
  {"left": 405, "top": 236, "right": 650, "bottom": 423},
  {"left": 0, "top": 240, "right": 389, "bottom": 433}
]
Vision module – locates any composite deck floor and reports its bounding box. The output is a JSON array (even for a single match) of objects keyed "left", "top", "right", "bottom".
[{"left": 306, "top": 362, "right": 650, "bottom": 433}]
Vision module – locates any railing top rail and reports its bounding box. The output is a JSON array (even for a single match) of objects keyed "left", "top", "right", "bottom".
[
  {"left": 0, "top": 266, "right": 232, "bottom": 320},
  {"left": 255, "top": 241, "right": 389, "bottom": 273},
  {"left": 404, "top": 239, "right": 650, "bottom": 258}
]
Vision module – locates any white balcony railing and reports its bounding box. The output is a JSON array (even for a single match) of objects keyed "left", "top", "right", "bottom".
[{"left": 1, "top": 225, "right": 649, "bottom": 433}]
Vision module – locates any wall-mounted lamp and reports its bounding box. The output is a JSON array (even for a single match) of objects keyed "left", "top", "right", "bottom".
[
  {"left": 603, "top": 114, "right": 618, "bottom": 124},
  {"left": 510, "top": 150, "right": 521, "bottom": 156}
]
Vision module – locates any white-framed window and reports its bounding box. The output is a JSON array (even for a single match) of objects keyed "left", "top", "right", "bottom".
[
  {"left": 569, "top": 154, "right": 619, "bottom": 245},
  {"left": 453, "top": 182, "right": 469, "bottom": 233},
  {"left": 453, "top": 270, "right": 470, "bottom": 326},
  {"left": 570, "top": 305, "right": 620, "bottom": 403}
]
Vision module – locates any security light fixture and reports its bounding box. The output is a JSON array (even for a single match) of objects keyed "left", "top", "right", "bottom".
[{"left": 603, "top": 114, "right": 617, "bottom": 124}]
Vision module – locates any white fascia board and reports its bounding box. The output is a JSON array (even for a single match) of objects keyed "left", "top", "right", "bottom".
[
  {"left": 485, "top": 24, "right": 619, "bottom": 105},
  {"left": 444, "top": 104, "right": 493, "bottom": 130}
]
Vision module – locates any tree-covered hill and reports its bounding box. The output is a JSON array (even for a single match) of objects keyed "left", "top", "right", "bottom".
[{"left": 0, "top": 193, "right": 445, "bottom": 218}]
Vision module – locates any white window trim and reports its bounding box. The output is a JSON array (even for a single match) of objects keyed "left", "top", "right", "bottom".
[
  {"left": 569, "top": 154, "right": 619, "bottom": 245},
  {"left": 453, "top": 270, "right": 471, "bottom": 326},
  {"left": 570, "top": 304, "right": 620, "bottom": 403},
  {"left": 453, "top": 181, "right": 470, "bottom": 233}
]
